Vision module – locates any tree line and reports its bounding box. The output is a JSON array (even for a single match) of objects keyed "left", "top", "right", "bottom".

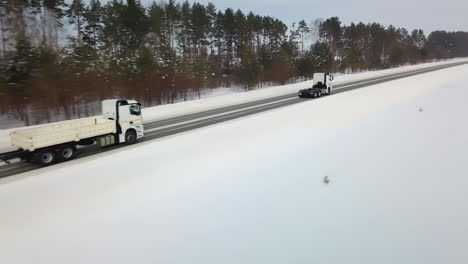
[{"left": 0, "top": 0, "right": 467, "bottom": 125}]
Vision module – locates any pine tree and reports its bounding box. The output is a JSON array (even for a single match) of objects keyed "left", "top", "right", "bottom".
[
  {"left": 67, "top": 0, "right": 86, "bottom": 41},
  {"left": 101, "top": 0, "right": 125, "bottom": 56},
  {"left": 319, "top": 17, "right": 341, "bottom": 56},
  {"left": 289, "top": 22, "right": 300, "bottom": 50},
  {"left": 121, "top": 0, "right": 149, "bottom": 51},
  {"left": 310, "top": 41, "right": 333, "bottom": 72},
  {"left": 177, "top": 1, "right": 191, "bottom": 60},
  {"left": 213, "top": 11, "right": 224, "bottom": 58},
  {"left": 239, "top": 49, "right": 260, "bottom": 89},
  {"left": 233, "top": 9, "right": 246, "bottom": 60},
  {"left": 206, "top": 2, "right": 217, "bottom": 55},
  {"left": 8, "top": 37, "right": 38, "bottom": 84},
  {"left": 0, "top": 1, "right": 7, "bottom": 55},
  {"left": 411, "top": 29, "right": 426, "bottom": 48},
  {"left": 245, "top": 12, "right": 256, "bottom": 49},
  {"left": 190, "top": 2, "right": 209, "bottom": 57},
  {"left": 297, "top": 20, "right": 309, "bottom": 53},
  {"left": 148, "top": 2, "right": 165, "bottom": 48},
  {"left": 163, "top": 0, "right": 180, "bottom": 49},
  {"left": 84, "top": 0, "right": 103, "bottom": 49},
  {"left": 223, "top": 8, "right": 235, "bottom": 73}
]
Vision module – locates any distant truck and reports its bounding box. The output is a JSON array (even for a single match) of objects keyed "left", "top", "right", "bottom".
[
  {"left": 0, "top": 99, "right": 144, "bottom": 166},
  {"left": 298, "top": 73, "right": 334, "bottom": 98}
]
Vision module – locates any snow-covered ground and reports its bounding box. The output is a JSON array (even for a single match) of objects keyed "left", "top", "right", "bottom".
[
  {"left": 1, "top": 63, "right": 468, "bottom": 263},
  {"left": 0, "top": 58, "right": 466, "bottom": 154}
]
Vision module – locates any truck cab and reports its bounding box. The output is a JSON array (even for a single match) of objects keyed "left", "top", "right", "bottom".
[
  {"left": 298, "top": 72, "right": 334, "bottom": 98},
  {"left": 102, "top": 99, "right": 144, "bottom": 144},
  {"left": 312, "top": 73, "right": 334, "bottom": 94}
]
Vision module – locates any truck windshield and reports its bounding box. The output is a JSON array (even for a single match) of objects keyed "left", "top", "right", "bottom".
[{"left": 130, "top": 104, "right": 141, "bottom": 116}]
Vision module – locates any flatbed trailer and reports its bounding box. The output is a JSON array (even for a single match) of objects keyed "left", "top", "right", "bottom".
[{"left": 10, "top": 117, "right": 116, "bottom": 152}]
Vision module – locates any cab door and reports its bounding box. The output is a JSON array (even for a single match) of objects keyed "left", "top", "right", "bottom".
[
  {"left": 327, "top": 73, "right": 334, "bottom": 93},
  {"left": 118, "top": 104, "right": 144, "bottom": 143},
  {"left": 129, "top": 104, "right": 144, "bottom": 139}
]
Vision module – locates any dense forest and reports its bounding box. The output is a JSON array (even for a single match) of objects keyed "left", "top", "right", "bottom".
[{"left": 1, "top": 0, "right": 468, "bottom": 125}]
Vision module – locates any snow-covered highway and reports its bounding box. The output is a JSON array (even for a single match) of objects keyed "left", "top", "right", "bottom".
[{"left": 0, "top": 60, "right": 466, "bottom": 178}]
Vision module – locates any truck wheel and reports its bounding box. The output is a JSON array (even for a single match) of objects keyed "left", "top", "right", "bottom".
[
  {"left": 125, "top": 130, "right": 137, "bottom": 145},
  {"left": 59, "top": 145, "right": 76, "bottom": 161},
  {"left": 35, "top": 149, "right": 56, "bottom": 166},
  {"left": 318, "top": 91, "right": 322, "bottom": 97}
]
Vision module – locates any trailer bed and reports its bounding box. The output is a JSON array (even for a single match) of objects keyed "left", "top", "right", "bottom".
[{"left": 10, "top": 118, "right": 116, "bottom": 151}]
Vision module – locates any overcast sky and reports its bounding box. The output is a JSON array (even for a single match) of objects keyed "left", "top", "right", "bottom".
[{"left": 138, "top": 0, "right": 467, "bottom": 33}]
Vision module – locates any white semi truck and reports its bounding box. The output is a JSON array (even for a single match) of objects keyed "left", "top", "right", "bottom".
[
  {"left": 0, "top": 99, "right": 144, "bottom": 166},
  {"left": 298, "top": 73, "right": 334, "bottom": 98}
]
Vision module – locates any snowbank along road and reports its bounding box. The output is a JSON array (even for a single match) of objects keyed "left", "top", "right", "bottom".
[{"left": 0, "top": 60, "right": 466, "bottom": 178}]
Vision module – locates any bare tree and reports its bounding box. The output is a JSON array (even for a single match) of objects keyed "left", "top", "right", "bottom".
[{"left": 308, "top": 18, "right": 323, "bottom": 44}]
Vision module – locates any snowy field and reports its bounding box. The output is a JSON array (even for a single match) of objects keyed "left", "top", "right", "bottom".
[
  {"left": 0, "top": 58, "right": 467, "bottom": 154},
  {"left": 1, "top": 63, "right": 468, "bottom": 263}
]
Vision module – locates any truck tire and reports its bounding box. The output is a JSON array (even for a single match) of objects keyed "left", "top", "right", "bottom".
[
  {"left": 35, "top": 149, "right": 56, "bottom": 166},
  {"left": 125, "top": 130, "right": 137, "bottom": 145},
  {"left": 318, "top": 91, "right": 322, "bottom": 97},
  {"left": 59, "top": 145, "right": 76, "bottom": 161}
]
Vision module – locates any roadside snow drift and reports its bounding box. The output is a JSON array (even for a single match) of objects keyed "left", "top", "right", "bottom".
[{"left": 1, "top": 64, "right": 468, "bottom": 263}]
